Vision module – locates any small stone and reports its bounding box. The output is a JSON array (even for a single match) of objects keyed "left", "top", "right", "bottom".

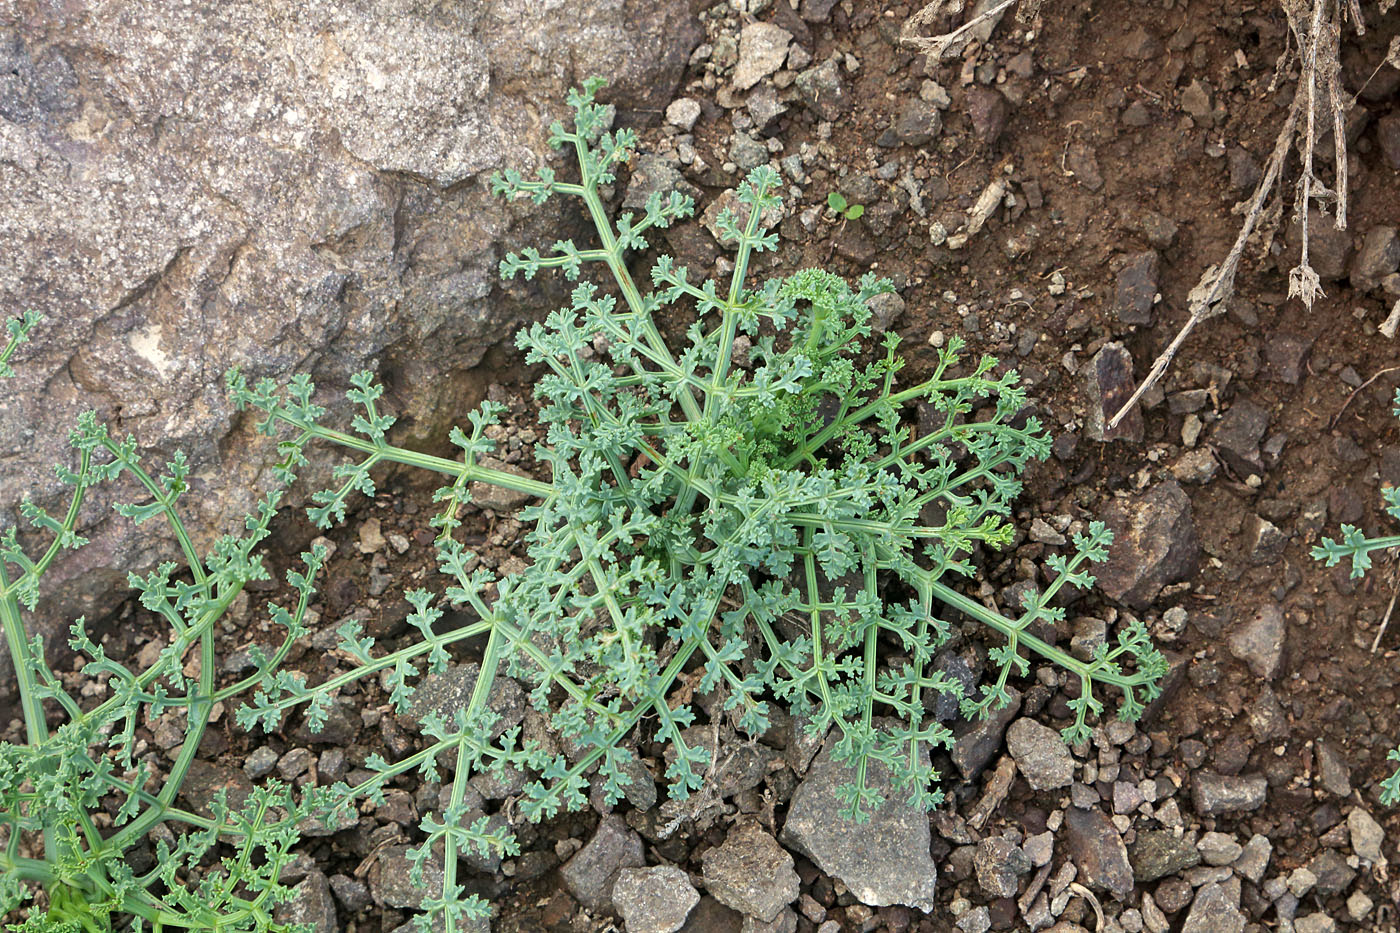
[
  {"left": 1198, "top": 832, "right": 1242, "bottom": 866},
  {"left": 359, "top": 517, "right": 386, "bottom": 553},
  {"left": 1129, "top": 830, "right": 1201, "bottom": 882},
  {"left": 1233, "top": 834, "right": 1271, "bottom": 884},
  {"left": 1348, "top": 807, "right": 1385, "bottom": 862},
  {"left": 1191, "top": 771, "right": 1267, "bottom": 816},
  {"left": 965, "top": 87, "right": 1009, "bottom": 144},
  {"left": 1294, "top": 913, "right": 1336, "bottom": 933},
  {"left": 1350, "top": 226, "right": 1400, "bottom": 292},
  {"left": 974, "top": 835, "right": 1031, "bottom": 898},
  {"left": 1264, "top": 333, "right": 1313, "bottom": 385},
  {"left": 956, "top": 905, "right": 992, "bottom": 933},
  {"left": 701, "top": 822, "right": 799, "bottom": 922},
  {"left": 328, "top": 874, "right": 371, "bottom": 912},
  {"left": 1315, "top": 742, "right": 1351, "bottom": 797},
  {"left": 244, "top": 746, "right": 279, "bottom": 780},
  {"left": 369, "top": 846, "right": 442, "bottom": 910},
  {"left": 1378, "top": 112, "right": 1400, "bottom": 170},
  {"left": 1083, "top": 342, "right": 1143, "bottom": 442},
  {"left": 1171, "top": 448, "right": 1218, "bottom": 485},
  {"left": 468, "top": 457, "right": 533, "bottom": 511},
  {"left": 1095, "top": 480, "right": 1199, "bottom": 610},
  {"left": 1064, "top": 806, "right": 1134, "bottom": 900},
  {"left": 1212, "top": 399, "right": 1270, "bottom": 476},
  {"left": 951, "top": 687, "right": 1021, "bottom": 780},
  {"left": 1347, "top": 890, "right": 1374, "bottom": 921},
  {"left": 794, "top": 59, "right": 848, "bottom": 121},
  {"left": 1122, "top": 25, "right": 1161, "bottom": 60},
  {"left": 1226, "top": 604, "right": 1285, "bottom": 680},
  {"left": 666, "top": 98, "right": 702, "bottom": 132},
  {"left": 781, "top": 734, "right": 938, "bottom": 912},
  {"left": 1006, "top": 718, "right": 1075, "bottom": 790},
  {"left": 1114, "top": 251, "right": 1159, "bottom": 326},
  {"left": 1228, "top": 147, "right": 1261, "bottom": 190},
  {"left": 729, "top": 132, "right": 769, "bottom": 172},
  {"left": 1244, "top": 514, "right": 1285, "bottom": 564},
  {"left": 1247, "top": 688, "right": 1289, "bottom": 743},
  {"left": 613, "top": 866, "right": 700, "bottom": 933},
  {"left": 560, "top": 814, "right": 645, "bottom": 912},
  {"left": 866, "top": 292, "right": 906, "bottom": 331},
  {"left": 733, "top": 23, "right": 792, "bottom": 92},
  {"left": 1307, "top": 848, "right": 1357, "bottom": 897},
  {"left": 1180, "top": 80, "right": 1213, "bottom": 121},
  {"left": 892, "top": 100, "right": 942, "bottom": 146},
  {"left": 278, "top": 747, "right": 315, "bottom": 780},
  {"left": 1282, "top": 211, "right": 1353, "bottom": 282},
  {"left": 275, "top": 871, "right": 338, "bottom": 933},
  {"left": 1181, "top": 882, "right": 1244, "bottom": 933}
]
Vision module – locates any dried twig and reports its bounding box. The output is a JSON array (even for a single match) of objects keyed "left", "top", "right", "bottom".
[
  {"left": 1107, "top": 90, "right": 1303, "bottom": 427},
  {"left": 1371, "top": 566, "right": 1400, "bottom": 653},
  {"left": 1327, "top": 364, "right": 1400, "bottom": 430},
  {"left": 901, "top": 0, "right": 1021, "bottom": 59}
]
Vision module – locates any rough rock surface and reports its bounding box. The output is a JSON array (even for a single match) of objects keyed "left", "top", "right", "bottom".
[
  {"left": 781, "top": 734, "right": 938, "bottom": 912},
  {"left": 1095, "top": 480, "right": 1199, "bottom": 609},
  {"left": 560, "top": 813, "right": 645, "bottom": 913},
  {"left": 613, "top": 866, "right": 700, "bottom": 933},
  {"left": 1005, "top": 718, "right": 1075, "bottom": 791},
  {"left": 0, "top": 0, "right": 699, "bottom": 697},
  {"left": 701, "top": 821, "right": 799, "bottom": 922}
]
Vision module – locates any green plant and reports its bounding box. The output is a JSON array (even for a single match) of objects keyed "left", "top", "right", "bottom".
[
  {"left": 1312, "top": 387, "right": 1400, "bottom": 803},
  {"left": 826, "top": 190, "right": 865, "bottom": 222},
  {"left": 2, "top": 80, "right": 1166, "bottom": 932},
  {"left": 1, "top": 312, "right": 347, "bottom": 931}
]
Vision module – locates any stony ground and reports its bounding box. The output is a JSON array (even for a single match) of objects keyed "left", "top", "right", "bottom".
[{"left": 13, "top": 0, "right": 1400, "bottom": 931}]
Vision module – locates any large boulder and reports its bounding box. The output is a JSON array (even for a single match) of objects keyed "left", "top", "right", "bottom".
[{"left": 0, "top": 0, "right": 698, "bottom": 697}]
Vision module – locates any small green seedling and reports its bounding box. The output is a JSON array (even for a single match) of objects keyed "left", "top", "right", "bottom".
[{"left": 827, "top": 190, "right": 865, "bottom": 221}]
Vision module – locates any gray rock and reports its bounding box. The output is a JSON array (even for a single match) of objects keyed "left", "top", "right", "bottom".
[
  {"left": 274, "top": 872, "right": 338, "bottom": 933},
  {"left": 369, "top": 846, "right": 441, "bottom": 910},
  {"left": 866, "top": 292, "right": 906, "bottom": 332},
  {"left": 733, "top": 22, "right": 792, "bottom": 92},
  {"left": 0, "top": 0, "right": 699, "bottom": 695},
  {"left": 1264, "top": 332, "right": 1313, "bottom": 384},
  {"left": 745, "top": 85, "right": 788, "bottom": 132},
  {"left": 406, "top": 662, "right": 525, "bottom": 739},
  {"left": 1246, "top": 688, "right": 1289, "bottom": 743},
  {"left": 1351, "top": 226, "right": 1400, "bottom": 292},
  {"left": 1244, "top": 514, "right": 1285, "bottom": 563},
  {"left": 1316, "top": 741, "right": 1351, "bottom": 796},
  {"left": 1083, "top": 342, "right": 1144, "bottom": 442},
  {"left": 1006, "top": 718, "right": 1075, "bottom": 791},
  {"left": 1096, "top": 480, "right": 1199, "bottom": 610},
  {"left": 702, "top": 822, "right": 799, "bottom": 922},
  {"left": 794, "top": 59, "right": 849, "bottom": 121},
  {"left": 1212, "top": 399, "right": 1271, "bottom": 476},
  {"left": 1129, "top": 829, "right": 1201, "bottom": 883},
  {"left": 950, "top": 686, "right": 1021, "bottom": 780},
  {"left": 1181, "top": 882, "right": 1244, "bottom": 933},
  {"left": 666, "top": 97, "right": 702, "bottom": 131},
  {"left": 1191, "top": 771, "right": 1267, "bottom": 816},
  {"left": 742, "top": 908, "right": 798, "bottom": 933},
  {"left": 1198, "top": 832, "right": 1242, "bottom": 866},
  {"left": 1379, "top": 113, "right": 1400, "bottom": 170},
  {"left": 729, "top": 132, "right": 770, "bottom": 172},
  {"left": 613, "top": 866, "right": 700, "bottom": 933},
  {"left": 1114, "top": 251, "right": 1159, "bottom": 326},
  {"left": 1233, "top": 834, "right": 1272, "bottom": 884},
  {"left": 1063, "top": 806, "right": 1134, "bottom": 900},
  {"left": 780, "top": 734, "right": 938, "bottom": 912},
  {"left": 973, "top": 835, "right": 1031, "bottom": 898},
  {"left": 680, "top": 896, "right": 745, "bottom": 932},
  {"left": 1226, "top": 604, "right": 1285, "bottom": 680},
  {"left": 560, "top": 814, "right": 645, "bottom": 913},
  {"left": 892, "top": 100, "right": 942, "bottom": 146},
  {"left": 244, "top": 745, "right": 279, "bottom": 780},
  {"left": 1307, "top": 848, "right": 1357, "bottom": 897},
  {"left": 1348, "top": 807, "right": 1385, "bottom": 862},
  {"left": 329, "top": 874, "right": 371, "bottom": 912}
]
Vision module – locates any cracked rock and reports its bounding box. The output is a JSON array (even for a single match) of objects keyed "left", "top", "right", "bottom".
[
  {"left": 702, "top": 822, "right": 799, "bottom": 922},
  {"left": 1006, "top": 718, "right": 1075, "bottom": 791},
  {"left": 614, "top": 866, "right": 700, "bottom": 933},
  {"left": 781, "top": 734, "right": 938, "bottom": 912}
]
